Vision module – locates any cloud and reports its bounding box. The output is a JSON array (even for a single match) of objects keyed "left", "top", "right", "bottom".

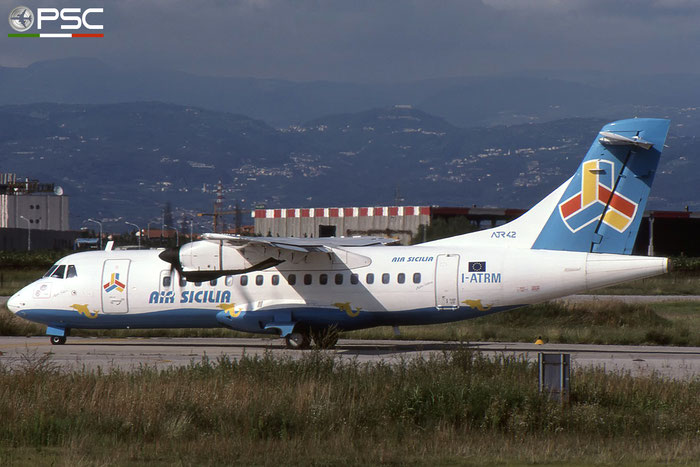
[{"left": 1, "top": 0, "right": 700, "bottom": 81}]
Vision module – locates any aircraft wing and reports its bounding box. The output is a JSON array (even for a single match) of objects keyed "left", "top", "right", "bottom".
[
  {"left": 159, "top": 234, "right": 399, "bottom": 282},
  {"left": 200, "top": 233, "right": 400, "bottom": 253}
]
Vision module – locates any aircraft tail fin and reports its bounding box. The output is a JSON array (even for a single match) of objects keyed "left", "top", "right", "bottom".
[
  {"left": 426, "top": 118, "right": 670, "bottom": 254},
  {"left": 530, "top": 118, "right": 669, "bottom": 254}
]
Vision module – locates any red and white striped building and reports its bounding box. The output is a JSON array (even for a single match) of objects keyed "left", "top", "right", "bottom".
[
  {"left": 251, "top": 205, "right": 532, "bottom": 244},
  {"left": 252, "top": 205, "right": 431, "bottom": 244}
]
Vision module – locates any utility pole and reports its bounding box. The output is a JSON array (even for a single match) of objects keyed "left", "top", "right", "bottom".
[
  {"left": 197, "top": 180, "right": 241, "bottom": 232},
  {"left": 125, "top": 221, "right": 141, "bottom": 249}
]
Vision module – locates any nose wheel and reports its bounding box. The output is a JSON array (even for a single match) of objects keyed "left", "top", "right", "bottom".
[{"left": 50, "top": 336, "right": 66, "bottom": 345}]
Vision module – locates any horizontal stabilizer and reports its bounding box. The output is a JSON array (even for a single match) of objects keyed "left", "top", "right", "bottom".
[{"left": 599, "top": 131, "right": 654, "bottom": 150}]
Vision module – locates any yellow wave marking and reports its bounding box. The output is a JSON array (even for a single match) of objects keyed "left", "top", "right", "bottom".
[
  {"left": 461, "top": 299, "right": 492, "bottom": 312},
  {"left": 333, "top": 302, "right": 362, "bottom": 318},
  {"left": 217, "top": 303, "right": 241, "bottom": 317},
  {"left": 70, "top": 304, "right": 99, "bottom": 319}
]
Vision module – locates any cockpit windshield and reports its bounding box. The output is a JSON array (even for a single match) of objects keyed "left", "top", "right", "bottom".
[
  {"left": 51, "top": 265, "right": 66, "bottom": 279},
  {"left": 43, "top": 265, "right": 59, "bottom": 278},
  {"left": 42, "top": 264, "right": 78, "bottom": 279}
]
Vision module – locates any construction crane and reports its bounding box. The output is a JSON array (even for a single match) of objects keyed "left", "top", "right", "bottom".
[{"left": 197, "top": 181, "right": 249, "bottom": 233}]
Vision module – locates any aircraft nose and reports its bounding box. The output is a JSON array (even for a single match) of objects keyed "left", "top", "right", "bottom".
[{"left": 6, "top": 291, "right": 25, "bottom": 313}]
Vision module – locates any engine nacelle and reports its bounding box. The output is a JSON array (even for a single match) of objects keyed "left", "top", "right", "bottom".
[
  {"left": 179, "top": 240, "right": 249, "bottom": 272},
  {"left": 158, "top": 240, "right": 283, "bottom": 281}
]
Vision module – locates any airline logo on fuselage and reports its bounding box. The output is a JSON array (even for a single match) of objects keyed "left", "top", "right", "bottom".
[
  {"left": 149, "top": 290, "right": 232, "bottom": 304},
  {"left": 558, "top": 159, "right": 638, "bottom": 233},
  {"left": 103, "top": 273, "right": 125, "bottom": 293}
]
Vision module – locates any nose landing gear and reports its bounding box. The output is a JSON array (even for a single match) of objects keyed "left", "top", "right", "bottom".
[
  {"left": 47, "top": 326, "right": 69, "bottom": 345},
  {"left": 50, "top": 335, "right": 67, "bottom": 345}
]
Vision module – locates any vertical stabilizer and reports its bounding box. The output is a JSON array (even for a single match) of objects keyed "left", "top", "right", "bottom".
[{"left": 531, "top": 118, "right": 670, "bottom": 254}]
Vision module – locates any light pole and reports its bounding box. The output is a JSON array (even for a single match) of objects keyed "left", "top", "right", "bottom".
[
  {"left": 125, "top": 221, "right": 141, "bottom": 249},
  {"left": 165, "top": 224, "right": 179, "bottom": 247},
  {"left": 87, "top": 218, "right": 103, "bottom": 250},
  {"left": 19, "top": 215, "right": 30, "bottom": 251}
]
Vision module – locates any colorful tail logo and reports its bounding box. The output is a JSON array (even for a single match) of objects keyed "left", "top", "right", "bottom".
[
  {"left": 558, "top": 160, "right": 638, "bottom": 233},
  {"left": 103, "top": 273, "right": 126, "bottom": 293}
]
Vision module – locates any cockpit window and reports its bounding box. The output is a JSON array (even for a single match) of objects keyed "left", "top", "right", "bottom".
[
  {"left": 43, "top": 265, "right": 59, "bottom": 278},
  {"left": 51, "top": 265, "right": 66, "bottom": 279},
  {"left": 66, "top": 265, "right": 78, "bottom": 278}
]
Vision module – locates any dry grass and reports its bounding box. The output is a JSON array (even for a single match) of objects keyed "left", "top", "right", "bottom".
[{"left": 0, "top": 350, "right": 698, "bottom": 465}]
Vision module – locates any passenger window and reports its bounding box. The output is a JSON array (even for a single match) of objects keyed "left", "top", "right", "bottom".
[
  {"left": 180, "top": 276, "right": 187, "bottom": 287},
  {"left": 162, "top": 276, "right": 172, "bottom": 287},
  {"left": 382, "top": 273, "right": 390, "bottom": 284},
  {"left": 397, "top": 273, "right": 405, "bottom": 284},
  {"left": 272, "top": 275, "right": 279, "bottom": 286},
  {"left": 66, "top": 265, "right": 78, "bottom": 278},
  {"left": 256, "top": 275, "right": 264, "bottom": 286},
  {"left": 288, "top": 274, "right": 297, "bottom": 285},
  {"left": 304, "top": 274, "right": 312, "bottom": 285},
  {"left": 43, "top": 265, "right": 58, "bottom": 278},
  {"left": 320, "top": 274, "right": 328, "bottom": 285},
  {"left": 366, "top": 273, "right": 374, "bottom": 284},
  {"left": 335, "top": 273, "right": 343, "bottom": 285},
  {"left": 413, "top": 272, "right": 421, "bottom": 284},
  {"left": 240, "top": 276, "right": 248, "bottom": 286},
  {"left": 210, "top": 279, "right": 218, "bottom": 286},
  {"left": 350, "top": 273, "right": 359, "bottom": 285},
  {"left": 51, "top": 265, "right": 66, "bottom": 279},
  {"left": 195, "top": 282, "right": 202, "bottom": 287},
  {"left": 225, "top": 276, "right": 233, "bottom": 286}
]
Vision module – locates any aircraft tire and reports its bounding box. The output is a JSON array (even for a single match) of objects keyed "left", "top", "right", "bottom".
[
  {"left": 285, "top": 331, "right": 311, "bottom": 350},
  {"left": 50, "top": 336, "right": 67, "bottom": 345}
]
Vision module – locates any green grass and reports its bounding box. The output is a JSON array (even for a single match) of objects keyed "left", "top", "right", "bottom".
[
  {"left": 590, "top": 271, "right": 700, "bottom": 295},
  {"left": 0, "top": 268, "right": 45, "bottom": 296},
  {"left": 0, "top": 350, "right": 697, "bottom": 465},
  {"left": 344, "top": 300, "right": 700, "bottom": 346}
]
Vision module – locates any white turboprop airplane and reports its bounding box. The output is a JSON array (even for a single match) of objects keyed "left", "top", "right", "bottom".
[{"left": 7, "top": 118, "right": 671, "bottom": 349}]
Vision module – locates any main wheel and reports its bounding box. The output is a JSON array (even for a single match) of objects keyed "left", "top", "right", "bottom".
[
  {"left": 50, "top": 335, "right": 66, "bottom": 345},
  {"left": 311, "top": 328, "right": 339, "bottom": 349},
  {"left": 285, "top": 331, "right": 311, "bottom": 350}
]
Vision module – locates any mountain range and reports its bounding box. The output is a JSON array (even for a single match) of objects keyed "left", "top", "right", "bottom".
[
  {"left": 1, "top": 58, "right": 699, "bottom": 231},
  {"left": 3, "top": 58, "right": 700, "bottom": 130},
  {"left": 2, "top": 101, "right": 698, "bottom": 232}
]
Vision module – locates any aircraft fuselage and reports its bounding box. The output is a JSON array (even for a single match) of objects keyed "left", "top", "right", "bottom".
[{"left": 7, "top": 245, "right": 666, "bottom": 338}]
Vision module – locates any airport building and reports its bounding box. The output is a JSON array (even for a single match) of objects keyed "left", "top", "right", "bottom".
[
  {"left": 0, "top": 173, "right": 76, "bottom": 250},
  {"left": 253, "top": 204, "right": 700, "bottom": 256},
  {"left": 252, "top": 205, "right": 525, "bottom": 246}
]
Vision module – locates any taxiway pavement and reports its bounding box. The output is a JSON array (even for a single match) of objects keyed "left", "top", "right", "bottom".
[{"left": 0, "top": 336, "right": 698, "bottom": 379}]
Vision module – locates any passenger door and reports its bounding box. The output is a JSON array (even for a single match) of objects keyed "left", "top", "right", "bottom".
[
  {"left": 101, "top": 259, "right": 130, "bottom": 314},
  {"left": 435, "top": 254, "right": 459, "bottom": 309}
]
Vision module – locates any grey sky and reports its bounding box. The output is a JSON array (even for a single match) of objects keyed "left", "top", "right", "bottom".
[{"left": 2, "top": 0, "right": 700, "bottom": 82}]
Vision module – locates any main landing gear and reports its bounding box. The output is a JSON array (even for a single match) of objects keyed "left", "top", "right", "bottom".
[
  {"left": 284, "top": 326, "right": 339, "bottom": 350},
  {"left": 285, "top": 331, "right": 312, "bottom": 350},
  {"left": 50, "top": 335, "right": 67, "bottom": 345}
]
